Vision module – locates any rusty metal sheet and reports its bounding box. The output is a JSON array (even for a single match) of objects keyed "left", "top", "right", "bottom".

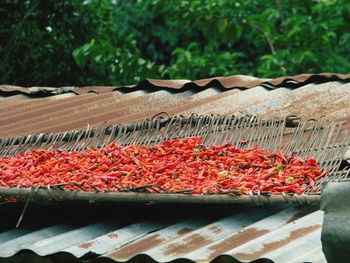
[
  {"left": 184, "top": 206, "right": 317, "bottom": 262},
  {"left": 0, "top": 91, "right": 143, "bottom": 136},
  {"left": 0, "top": 206, "right": 325, "bottom": 263},
  {"left": 0, "top": 224, "right": 77, "bottom": 257},
  {"left": 178, "top": 81, "right": 350, "bottom": 119},
  {"left": 50, "top": 220, "right": 170, "bottom": 258},
  {"left": 226, "top": 210, "right": 323, "bottom": 262},
  {"left": 174, "top": 82, "right": 350, "bottom": 131},
  {"left": 262, "top": 230, "right": 325, "bottom": 263},
  {"left": 0, "top": 90, "right": 192, "bottom": 136},
  {"left": 72, "top": 86, "right": 118, "bottom": 95},
  {"left": 1, "top": 73, "right": 350, "bottom": 97},
  {"left": 107, "top": 208, "right": 275, "bottom": 262},
  {"left": 103, "top": 219, "right": 211, "bottom": 261},
  {"left": 1, "top": 79, "right": 350, "bottom": 137},
  {"left": 46, "top": 93, "right": 77, "bottom": 100},
  {"left": 178, "top": 86, "right": 268, "bottom": 116},
  {"left": 253, "top": 81, "right": 350, "bottom": 121},
  {"left": 0, "top": 94, "right": 31, "bottom": 101}
]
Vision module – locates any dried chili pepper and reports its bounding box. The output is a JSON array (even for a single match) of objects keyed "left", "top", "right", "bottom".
[{"left": 0, "top": 137, "right": 327, "bottom": 196}]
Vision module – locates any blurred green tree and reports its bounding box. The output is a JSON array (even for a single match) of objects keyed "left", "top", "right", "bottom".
[{"left": 1, "top": 0, "right": 349, "bottom": 86}]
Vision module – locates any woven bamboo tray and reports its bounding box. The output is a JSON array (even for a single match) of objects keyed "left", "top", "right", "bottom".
[{"left": 0, "top": 114, "right": 349, "bottom": 206}]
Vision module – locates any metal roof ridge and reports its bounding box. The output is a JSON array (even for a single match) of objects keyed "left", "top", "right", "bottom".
[{"left": 1, "top": 72, "right": 349, "bottom": 97}]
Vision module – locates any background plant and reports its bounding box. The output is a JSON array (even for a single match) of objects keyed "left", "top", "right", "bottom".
[{"left": 1, "top": 0, "right": 349, "bottom": 86}]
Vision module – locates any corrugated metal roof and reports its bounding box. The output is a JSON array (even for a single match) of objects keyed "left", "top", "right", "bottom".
[
  {"left": 0, "top": 204, "right": 323, "bottom": 263},
  {"left": 1, "top": 74, "right": 348, "bottom": 262},
  {"left": 1, "top": 73, "right": 350, "bottom": 96},
  {"left": 0, "top": 78, "right": 350, "bottom": 137}
]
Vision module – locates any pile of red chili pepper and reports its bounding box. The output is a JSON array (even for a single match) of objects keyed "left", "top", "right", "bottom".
[{"left": 0, "top": 137, "right": 327, "bottom": 195}]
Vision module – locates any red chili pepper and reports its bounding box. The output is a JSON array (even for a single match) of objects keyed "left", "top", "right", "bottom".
[
  {"left": 306, "top": 174, "right": 316, "bottom": 192},
  {"left": 0, "top": 136, "right": 327, "bottom": 197}
]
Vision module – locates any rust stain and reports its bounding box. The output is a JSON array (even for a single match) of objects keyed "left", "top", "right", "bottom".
[
  {"left": 177, "top": 227, "right": 195, "bottom": 236},
  {"left": 208, "top": 228, "right": 269, "bottom": 260},
  {"left": 286, "top": 206, "right": 319, "bottom": 224},
  {"left": 78, "top": 241, "right": 94, "bottom": 249},
  {"left": 233, "top": 224, "right": 321, "bottom": 261},
  {"left": 106, "top": 233, "right": 118, "bottom": 239},
  {"left": 208, "top": 225, "right": 222, "bottom": 234},
  {"left": 164, "top": 234, "right": 211, "bottom": 256},
  {"left": 109, "top": 234, "right": 164, "bottom": 259}
]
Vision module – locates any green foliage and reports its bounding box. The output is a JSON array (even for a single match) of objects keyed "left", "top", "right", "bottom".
[{"left": 1, "top": 0, "right": 350, "bottom": 86}]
